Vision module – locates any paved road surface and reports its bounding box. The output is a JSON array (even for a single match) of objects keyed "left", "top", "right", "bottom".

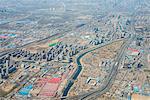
[{"left": 61, "top": 39, "right": 128, "bottom": 100}]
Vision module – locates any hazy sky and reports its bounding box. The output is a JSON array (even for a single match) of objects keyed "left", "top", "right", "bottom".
[{"left": 0, "top": 0, "right": 149, "bottom": 13}]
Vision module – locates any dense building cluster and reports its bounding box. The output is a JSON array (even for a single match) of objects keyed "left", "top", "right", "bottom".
[{"left": 0, "top": 43, "right": 87, "bottom": 79}]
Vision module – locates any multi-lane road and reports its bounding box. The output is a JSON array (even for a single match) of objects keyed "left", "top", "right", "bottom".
[
  {"left": 78, "top": 37, "right": 133, "bottom": 100},
  {"left": 62, "top": 34, "right": 134, "bottom": 100}
]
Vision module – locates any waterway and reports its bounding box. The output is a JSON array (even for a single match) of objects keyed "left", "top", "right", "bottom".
[{"left": 62, "top": 46, "right": 103, "bottom": 97}]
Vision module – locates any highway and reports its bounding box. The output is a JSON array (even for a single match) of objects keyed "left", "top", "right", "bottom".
[
  {"left": 79, "top": 38, "right": 132, "bottom": 100},
  {"left": 62, "top": 35, "right": 135, "bottom": 100},
  {"left": 61, "top": 39, "right": 126, "bottom": 99}
]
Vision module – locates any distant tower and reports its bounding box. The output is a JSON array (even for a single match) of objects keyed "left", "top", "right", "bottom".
[
  {"left": 0, "top": 67, "right": 2, "bottom": 79},
  {"left": 61, "top": 2, "right": 66, "bottom": 12},
  {"left": 138, "top": 0, "right": 142, "bottom": 10},
  {"left": 6, "top": 60, "right": 9, "bottom": 75}
]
